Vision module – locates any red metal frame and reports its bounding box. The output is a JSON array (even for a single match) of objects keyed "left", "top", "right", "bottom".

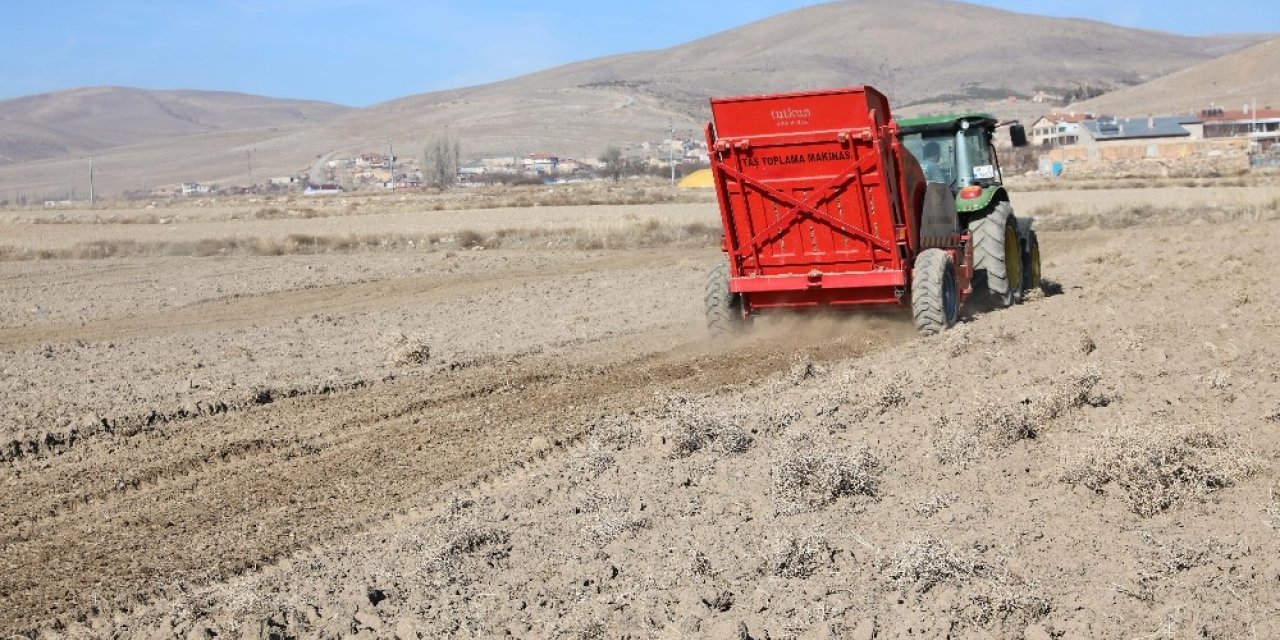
[{"left": 706, "top": 86, "right": 970, "bottom": 317}]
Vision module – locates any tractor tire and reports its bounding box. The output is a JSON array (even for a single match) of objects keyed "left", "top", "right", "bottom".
[
  {"left": 1023, "top": 230, "right": 1042, "bottom": 293},
  {"left": 911, "top": 248, "right": 959, "bottom": 336},
  {"left": 705, "top": 260, "right": 745, "bottom": 337},
  {"left": 967, "top": 201, "right": 1023, "bottom": 309}
]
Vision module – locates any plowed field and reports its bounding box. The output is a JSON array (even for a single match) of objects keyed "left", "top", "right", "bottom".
[{"left": 3, "top": 189, "right": 1280, "bottom": 638}]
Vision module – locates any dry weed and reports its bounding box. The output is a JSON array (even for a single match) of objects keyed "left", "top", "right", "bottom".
[
  {"left": 427, "top": 525, "right": 510, "bottom": 585},
  {"left": 585, "top": 414, "right": 643, "bottom": 451},
  {"left": 0, "top": 219, "right": 720, "bottom": 262},
  {"left": 1063, "top": 424, "right": 1258, "bottom": 517},
  {"left": 787, "top": 357, "right": 825, "bottom": 383},
  {"left": 0, "top": 233, "right": 435, "bottom": 261},
  {"left": 574, "top": 444, "right": 615, "bottom": 479},
  {"left": 564, "top": 219, "right": 720, "bottom": 251},
  {"left": 1037, "top": 202, "right": 1280, "bottom": 232},
  {"left": 576, "top": 491, "right": 649, "bottom": 545},
  {"left": 691, "top": 550, "right": 713, "bottom": 576},
  {"left": 1114, "top": 533, "right": 1241, "bottom": 602},
  {"left": 768, "top": 534, "right": 832, "bottom": 579},
  {"left": 455, "top": 229, "right": 501, "bottom": 250},
  {"left": 772, "top": 434, "right": 880, "bottom": 515},
  {"left": 943, "top": 329, "right": 972, "bottom": 358},
  {"left": 1263, "top": 488, "right": 1280, "bottom": 529},
  {"left": 662, "top": 396, "right": 752, "bottom": 458},
  {"left": 913, "top": 492, "right": 956, "bottom": 518},
  {"left": 885, "top": 535, "right": 984, "bottom": 593},
  {"left": 758, "top": 405, "right": 803, "bottom": 436},
  {"left": 386, "top": 333, "right": 431, "bottom": 366},
  {"left": 884, "top": 536, "right": 1050, "bottom": 625},
  {"left": 933, "top": 366, "right": 1101, "bottom": 466},
  {"left": 1078, "top": 332, "right": 1097, "bottom": 355}
]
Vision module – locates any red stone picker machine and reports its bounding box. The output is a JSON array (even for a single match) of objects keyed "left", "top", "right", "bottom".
[{"left": 702, "top": 86, "right": 1040, "bottom": 336}]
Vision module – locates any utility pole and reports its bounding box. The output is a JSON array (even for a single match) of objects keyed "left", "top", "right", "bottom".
[
  {"left": 669, "top": 127, "right": 677, "bottom": 186},
  {"left": 88, "top": 155, "right": 95, "bottom": 205},
  {"left": 388, "top": 140, "right": 395, "bottom": 179},
  {"left": 246, "top": 149, "right": 253, "bottom": 187}
]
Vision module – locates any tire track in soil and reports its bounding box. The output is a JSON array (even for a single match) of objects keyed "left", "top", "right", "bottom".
[
  {"left": 0, "top": 248, "right": 694, "bottom": 350},
  {"left": 1, "top": 320, "right": 908, "bottom": 633}
]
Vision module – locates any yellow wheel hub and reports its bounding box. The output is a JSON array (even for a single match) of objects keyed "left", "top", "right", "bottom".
[{"left": 1004, "top": 224, "right": 1021, "bottom": 295}]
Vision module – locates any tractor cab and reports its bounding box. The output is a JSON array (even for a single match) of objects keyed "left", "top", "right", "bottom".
[{"left": 896, "top": 113, "right": 1028, "bottom": 223}]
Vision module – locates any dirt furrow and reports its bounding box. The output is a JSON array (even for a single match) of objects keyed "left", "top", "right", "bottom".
[
  {"left": 2, "top": 317, "right": 907, "bottom": 632},
  {"left": 0, "top": 248, "right": 690, "bottom": 350}
]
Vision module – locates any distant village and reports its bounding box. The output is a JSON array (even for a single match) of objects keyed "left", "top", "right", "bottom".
[
  {"left": 1025, "top": 104, "right": 1280, "bottom": 176},
  {"left": 165, "top": 103, "right": 1280, "bottom": 198},
  {"left": 176, "top": 136, "right": 712, "bottom": 198}
]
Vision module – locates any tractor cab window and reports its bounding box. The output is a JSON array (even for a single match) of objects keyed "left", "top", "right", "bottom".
[
  {"left": 901, "top": 132, "right": 956, "bottom": 186},
  {"left": 961, "top": 128, "right": 997, "bottom": 185}
]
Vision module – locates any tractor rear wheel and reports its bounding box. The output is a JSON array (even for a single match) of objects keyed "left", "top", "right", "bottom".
[
  {"left": 705, "top": 260, "right": 745, "bottom": 337},
  {"left": 968, "top": 201, "right": 1022, "bottom": 309},
  {"left": 911, "top": 248, "right": 958, "bottom": 335},
  {"left": 1023, "top": 230, "right": 1042, "bottom": 293}
]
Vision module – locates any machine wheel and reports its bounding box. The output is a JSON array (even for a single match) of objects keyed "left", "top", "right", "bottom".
[
  {"left": 968, "top": 201, "right": 1022, "bottom": 309},
  {"left": 705, "top": 260, "right": 745, "bottom": 337},
  {"left": 1022, "top": 230, "right": 1042, "bottom": 293},
  {"left": 911, "top": 248, "right": 959, "bottom": 336}
]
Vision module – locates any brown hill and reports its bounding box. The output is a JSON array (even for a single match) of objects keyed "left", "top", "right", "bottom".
[
  {"left": 307, "top": 0, "right": 1258, "bottom": 159},
  {"left": 0, "top": 0, "right": 1268, "bottom": 197},
  {"left": 0, "top": 87, "right": 351, "bottom": 165},
  {"left": 1072, "top": 38, "right": 1280, "bottom": 116}
]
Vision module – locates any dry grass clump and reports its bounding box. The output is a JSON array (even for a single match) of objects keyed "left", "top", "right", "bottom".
[
  {"left": 913, "top": 492, "right": 956, "bottom": 518},
  {"left": 759, "top": 406, "right": 803, "bottom": 436},
  {"left": 1036, "top": 202, "right": 1280, "bottom": 232},
  {"left": 386, "top": 333, "right": 431, "bottom": 366},
  {"left": 576, "top": 491, "right": 650, "bottom": 545},
  {"left": 1086, "top": 250, "right": 1135, "bottom": 266},
  {"left": 1062, "top": 424, "right": 1258, "bottom": 517},
  {"left": 21, "top": 211, "right": 166, "bottom": 224},
  {"left": 933, "top": 367, "right": 1101, "bottom": 466},
  {"left": 0, "top": 219, "right": 720, "bottom": 262},
  {"left": 943, "top": 328, "right": 972, "bottom": 358},
  {"left": 1078, "top": 332, "right": 1097, "bottom": 355},
  {"left": 573, "top": 443, "right": 616, "bottom": 479},
  {"left": 772, "top": 434, "right": 881, "bottom": 515},
  {"left": 427, "top": 525, "right": 511, "bottom": 585},
  {"left": 253, "top": 206, "right": 321, "bottom": 220},
  {"left": 885, "top": 535, "right": 983, "bottom": 593},
  {"left": 585, "top": 414, "right": 644, "bottom": 451},
  {"left": 455, "top": 229, "right": 502, "bottom": 250},
  {"left": 1112, "top": 534, "right": 1237, "bottom": 602},
  {"left": 432, "top": 219, "right": 717, "bottom": 252},
  {"left": 0, "top": 244, "right": 57, "bottom": 261},
  {"left": 392, "top": 182, "right": 712, "bottom": 213},
  {"left": 570, "top": 219, "right": 720, "bottom": 251},
  {"left": 484, "top": 184, "right": 713, "bottom": 209},
  {"left": 768, "top": 534, "right": 832, "bottom": 579},
  {"left": 0, "top": 233, "right": 436, "bottom": 261},
  {"left": 884, "top": 536, "right": 1050, "bottom": 626},
  {"left": 662, "top": 396, "right": 752, "bottom": 458},
  {"left": 1263, "top": 488, "right": 1280, "bottom": 529},
  {"left": 786, "top": 357, "right": 825, "bottom": 383}
]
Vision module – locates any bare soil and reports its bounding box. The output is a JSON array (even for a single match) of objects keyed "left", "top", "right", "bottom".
[{"left": 3, "top": 191, "right": 1280, "bottom": 639}]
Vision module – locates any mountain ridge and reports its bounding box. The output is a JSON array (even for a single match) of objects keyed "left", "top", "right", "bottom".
[{"left": 0, "top": 0, "right": 1271, "bottom": 197}]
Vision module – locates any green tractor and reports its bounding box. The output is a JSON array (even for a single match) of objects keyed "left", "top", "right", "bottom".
[{"left": 896, "top": 113, "right": 1041, "bottom": 309}]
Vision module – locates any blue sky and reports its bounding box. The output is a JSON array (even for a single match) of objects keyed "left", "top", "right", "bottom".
[{"left": 2, "top": 1, "right": 1277, "bottom": 107}]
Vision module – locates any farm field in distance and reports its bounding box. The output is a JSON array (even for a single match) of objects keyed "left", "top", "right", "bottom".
[{"left": 3, "top": 179, "right": 1280, "bottom": 638}]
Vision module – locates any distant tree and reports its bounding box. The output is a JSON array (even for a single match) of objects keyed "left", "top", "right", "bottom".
[
  {"left": 1061, "top": 84, "right": 1108, "bottom": 104},
  {"left": 600, "top": 146, "right": 625, "bottom": 182},
  {"left": 422, "top": 135, "right": 461, "bottom": 188}
]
